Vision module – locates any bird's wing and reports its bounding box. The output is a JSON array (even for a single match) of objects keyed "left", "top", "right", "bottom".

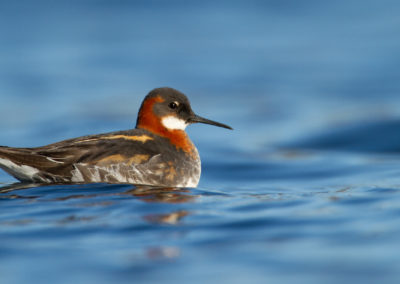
[{"left": 0, "top": 130, "right": 161, "bottom": 182}]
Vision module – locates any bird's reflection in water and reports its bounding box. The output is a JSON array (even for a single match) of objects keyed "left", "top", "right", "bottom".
[
  {"left": 123, "top": 185, "right": 196, "bottom": 203},
  {"left": 146, "top": 246, "right": 181, "bottom": 260},
  {"left": 0, "top": 182, "right": 196, "bottom": 225},
  {"left": 0, "top": 182, "right": 40, "bottom": 199},
  {"left": 144, "top": 210, "right": 189, "bottom": 225},
  {"left": 123, "top": 186, "right": 193, "bottom": 225}
]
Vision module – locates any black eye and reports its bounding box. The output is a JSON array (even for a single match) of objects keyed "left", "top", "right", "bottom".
[{"left": 169, "top": 102, "right": 178, "bottom": 109}]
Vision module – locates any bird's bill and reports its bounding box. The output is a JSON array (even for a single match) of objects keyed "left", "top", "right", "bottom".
[{"left": 189, "top": 114, "right": 233, "bottom": 130}]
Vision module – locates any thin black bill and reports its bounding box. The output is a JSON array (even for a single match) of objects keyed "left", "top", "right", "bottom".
[{"left": 189, "top": 115, "right": 233, "bottom": 130}]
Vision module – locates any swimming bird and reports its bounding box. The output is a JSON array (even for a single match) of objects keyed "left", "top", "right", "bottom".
[{"left": 0, "top": 87, "right": 232, "bottom": 187}]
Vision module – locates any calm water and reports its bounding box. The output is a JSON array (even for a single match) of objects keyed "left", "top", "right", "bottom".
[{"left": 1, "top": 1, "right": 400, "bottom": 283}]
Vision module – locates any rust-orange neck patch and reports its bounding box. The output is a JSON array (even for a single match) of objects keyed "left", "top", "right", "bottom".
[{"left": 136, "top": 95, "right": 195, "bottom": 154}]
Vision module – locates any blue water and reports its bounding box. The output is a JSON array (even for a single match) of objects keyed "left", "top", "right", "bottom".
[{"left": 1, "top": 1, "right": 400, "bottom": 283}]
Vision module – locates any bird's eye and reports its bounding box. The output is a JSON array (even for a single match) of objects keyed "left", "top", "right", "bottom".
[{"left": 169, "top": 102, "right": 178, "bottom": 109}]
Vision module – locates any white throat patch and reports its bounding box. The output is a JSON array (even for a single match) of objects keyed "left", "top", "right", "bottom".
[{"left": 161, "top": 116, "right": 188, "bottom": 130}]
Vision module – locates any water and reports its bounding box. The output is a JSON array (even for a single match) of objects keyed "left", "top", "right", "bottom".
[{"left": 1, "top": 1, "right": 400, "bottom": 283}]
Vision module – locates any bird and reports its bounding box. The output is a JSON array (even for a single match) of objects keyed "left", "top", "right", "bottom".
[{"left": 0, "top": 87, "right": 232, "bottom": 187}]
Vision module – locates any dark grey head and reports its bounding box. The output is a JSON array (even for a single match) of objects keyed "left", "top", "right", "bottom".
[{"left": 136, "top": 87, "right": 232, "bottom": 131}]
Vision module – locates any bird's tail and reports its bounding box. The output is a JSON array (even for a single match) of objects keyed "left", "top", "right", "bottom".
[{"left": 0, "top": 146, "right": 41, "bottom": 182}]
